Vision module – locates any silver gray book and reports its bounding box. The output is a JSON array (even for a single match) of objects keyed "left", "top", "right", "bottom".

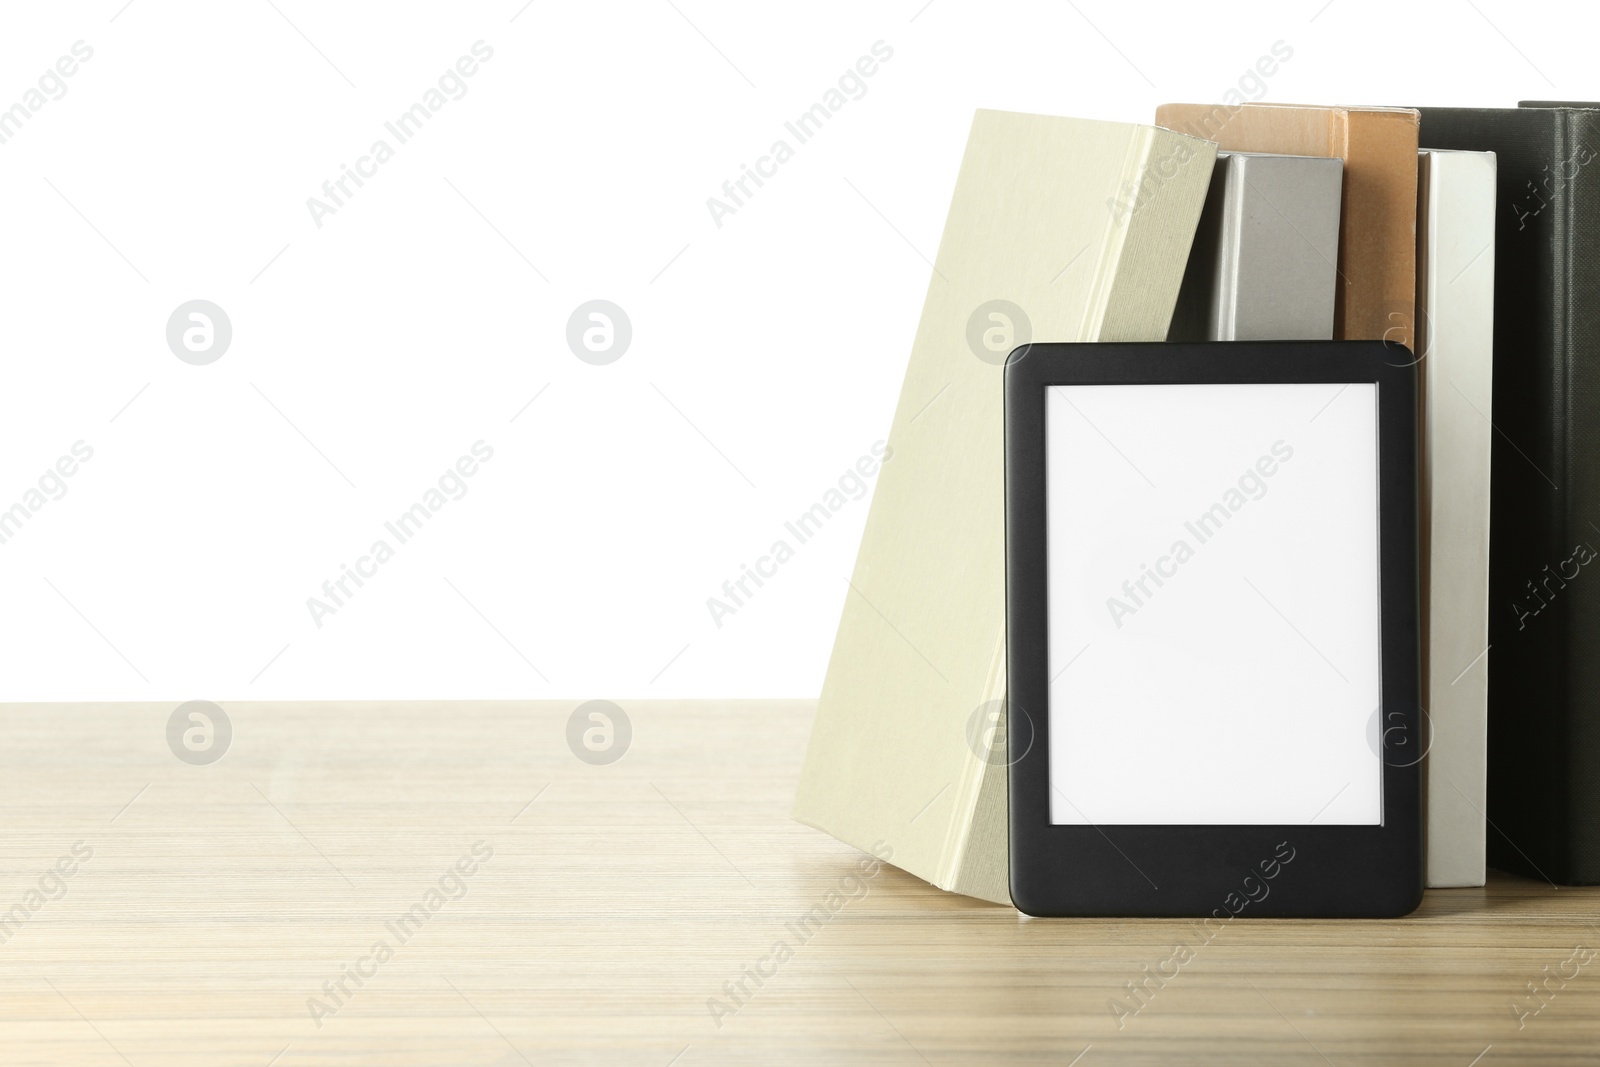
[{"left": 1168, "top": 151, "right": 1343, "bottom": 341}]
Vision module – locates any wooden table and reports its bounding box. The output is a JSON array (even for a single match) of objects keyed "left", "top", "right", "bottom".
[{"left": 1, "top": 700, "right": 1595, "bottom": 1065}]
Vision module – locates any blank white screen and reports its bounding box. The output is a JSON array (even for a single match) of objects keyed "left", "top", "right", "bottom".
[{"left": 1045, "top": 382, "right": 1382, "bottom": 825}]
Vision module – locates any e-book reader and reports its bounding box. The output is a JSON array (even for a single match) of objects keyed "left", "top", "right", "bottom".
[{"left": 1004, "top": 341, "right": 1422, "bottom": 918}]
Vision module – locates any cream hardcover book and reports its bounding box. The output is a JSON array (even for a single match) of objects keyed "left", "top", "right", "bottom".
[
  {"left": 793, "top": 110, "right": 1216, "bottom": 904},
  {"left": 1416, "top": 148, "right": 1495, "bottom": 888}
]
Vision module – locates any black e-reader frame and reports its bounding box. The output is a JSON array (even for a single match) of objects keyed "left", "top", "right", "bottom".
[{"left": 1005, "top": 341, "right": 1422, "bottom": 918}]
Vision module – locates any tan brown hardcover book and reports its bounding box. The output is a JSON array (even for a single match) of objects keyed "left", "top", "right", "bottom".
[
  {"left": 1153, "top": 102, "right": 1420, "bottom": 349},
  {"left": 793, "top": 110, "right": 1216, "bottom": 904}
]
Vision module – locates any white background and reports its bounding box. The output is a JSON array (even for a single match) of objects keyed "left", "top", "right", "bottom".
[
  {"left": 0, "top": 0, "right": 1586, "bottom": 701},
  {"left": 1046, "top": 384, "right": 1382, "bottom": 825}
]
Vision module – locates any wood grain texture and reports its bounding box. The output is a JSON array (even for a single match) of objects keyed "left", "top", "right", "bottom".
[{"left": 0, "top": 700, "right": 1595, "bottom": 1066}]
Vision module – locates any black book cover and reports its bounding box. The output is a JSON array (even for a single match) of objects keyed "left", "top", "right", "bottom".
[{"left": 1419, "top": 104, "right": 1600, "bottom": 885}]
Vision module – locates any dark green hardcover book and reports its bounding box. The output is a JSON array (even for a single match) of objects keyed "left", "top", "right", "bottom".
[{"left": 1419, "top": 104, "right": 1600, "bottom": 884}]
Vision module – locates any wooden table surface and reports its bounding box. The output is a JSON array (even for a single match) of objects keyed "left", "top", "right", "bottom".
[{"left": 1, "top": 700, "right": 1595, "bottom": 1066}]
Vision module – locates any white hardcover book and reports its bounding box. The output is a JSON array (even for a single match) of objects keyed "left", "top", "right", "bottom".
[
  {"left": 1417, "top": 148, "right": 1496, "bottom": 888},
  {"left": 793, "top": 110, "right": 1216, "bottom": 904}
]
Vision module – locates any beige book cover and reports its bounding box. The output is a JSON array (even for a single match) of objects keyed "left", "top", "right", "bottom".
[
  {"left": 1154, "top": 102, "right": 1420, "bottom": 350},
  {"left": 1417, "top": 148, "right": 1495, "bottom": 888},
  {"left": 793, "top": 110, "right": 1216, "bottom": 904}
]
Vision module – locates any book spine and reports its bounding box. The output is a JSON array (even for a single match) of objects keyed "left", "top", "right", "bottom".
[
  {"left": 1216, "top": 155, "right": 1245, "bottom": 339},
  {"left": 1416, "top": 149, "right": 1495, "bottom": 888},
  {"left": 1479, "top": 109, "right": 1584, "bottom": 884},
  {"left": 1099, "top": 132, "right": 1218, "bottom": 339},
  {"left": 1558, "top": 111, "right": 1600, "bottom": 882}
]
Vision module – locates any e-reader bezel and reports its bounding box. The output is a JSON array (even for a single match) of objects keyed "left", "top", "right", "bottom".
[{"left": 1004, "top": 340, "right": 1422, "bottom": 918}]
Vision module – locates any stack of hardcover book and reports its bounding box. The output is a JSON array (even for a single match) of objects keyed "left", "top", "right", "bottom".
[{"left": 795, "top": 101, "right": 1600, "bottom": 901}]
